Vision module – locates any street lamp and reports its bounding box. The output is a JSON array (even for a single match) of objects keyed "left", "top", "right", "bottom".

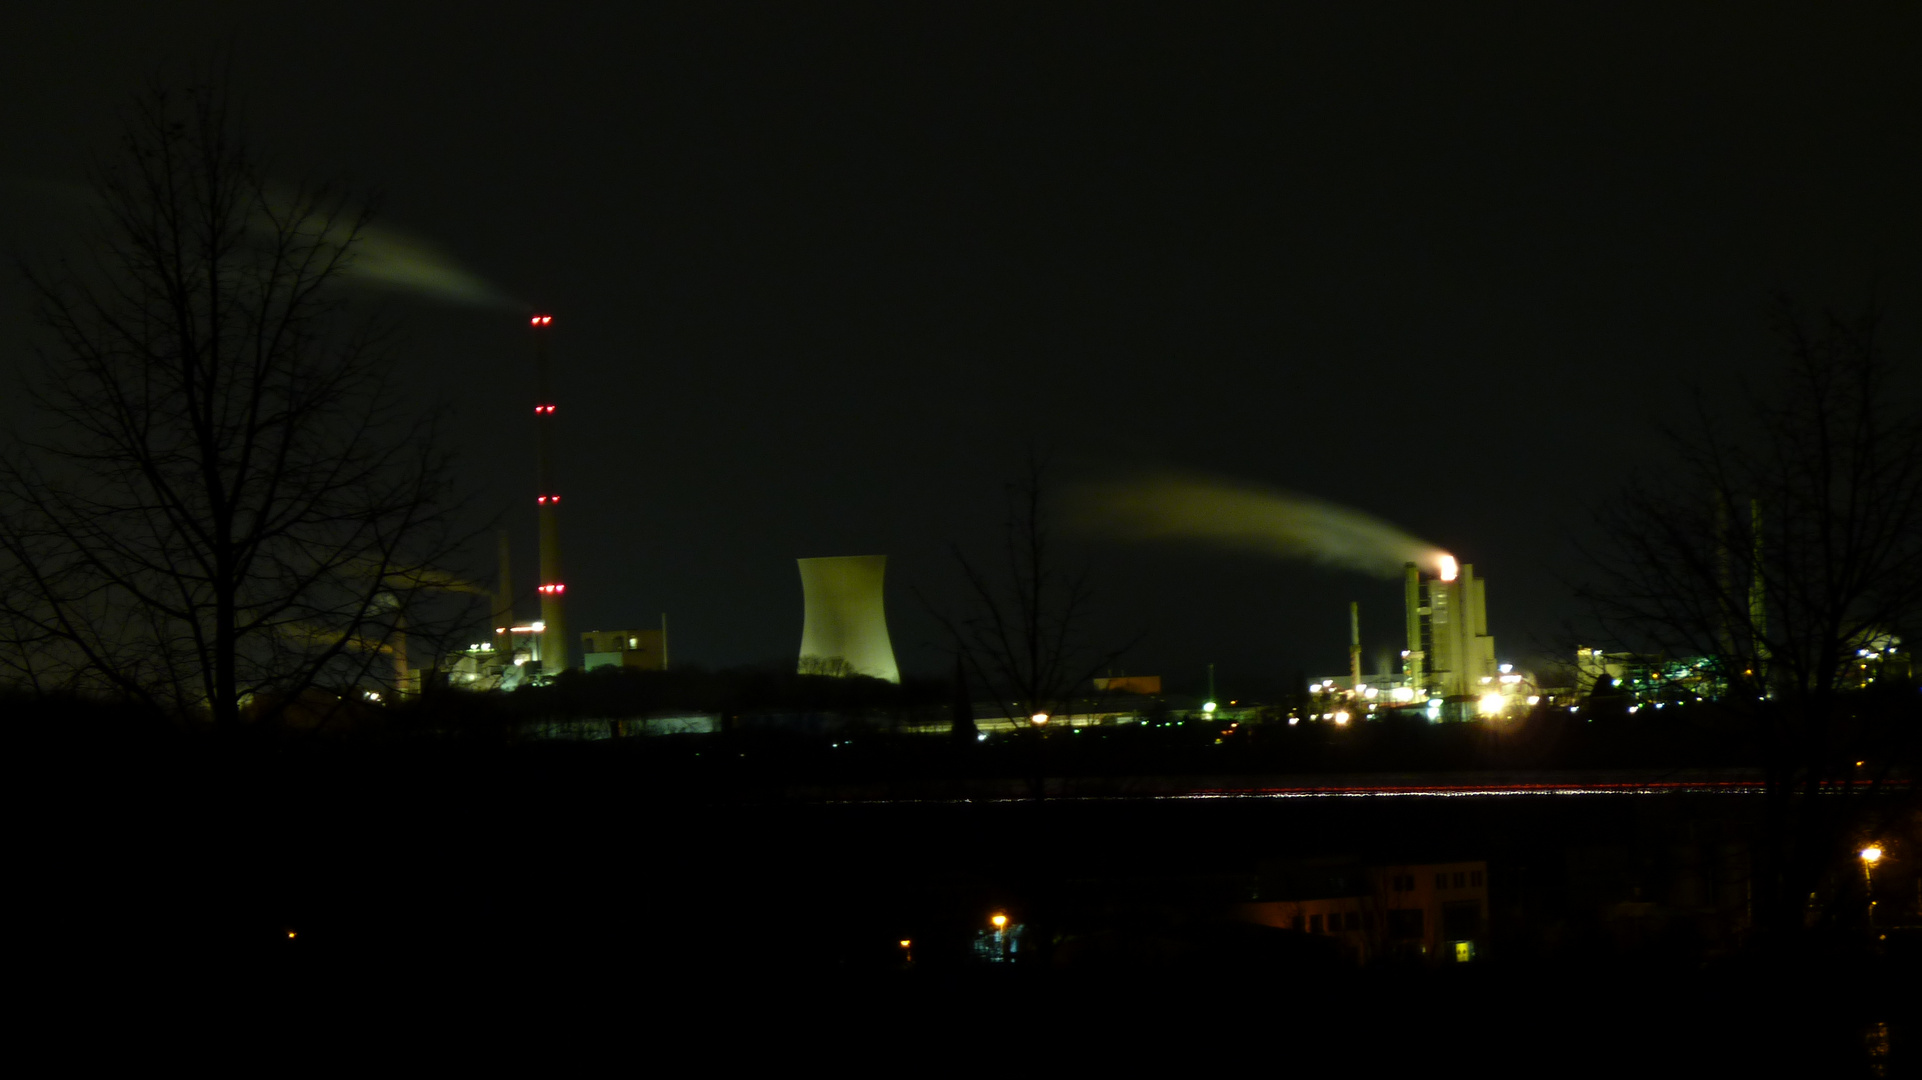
[
  {"left": 1862, "top": 845, "right": 1883, "bottom": 927},
  {"left": 1030, "top": 712, "right": 1049, "bottom": 726}
]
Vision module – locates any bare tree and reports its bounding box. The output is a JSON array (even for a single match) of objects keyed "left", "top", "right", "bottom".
[
  {"left": 0, "top": 78, "right": 464, "bottom": 728},
  {"left": 1579, "top": 299, "right": 1922, "bottom": 941},
  {"left": 933, "top": 452, "right": 1132, "bottom": 735}
]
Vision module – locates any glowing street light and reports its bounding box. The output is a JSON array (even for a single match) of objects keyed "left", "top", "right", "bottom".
[
  {"left": 1030, "top": 712, "right": 1050, "bottom": 726},
  {"left": 1861, "top": 845, "right": 1885, "bottom": 928},
  {"left": 991, "top": 913, "right": 1008, "bottom": 930}
]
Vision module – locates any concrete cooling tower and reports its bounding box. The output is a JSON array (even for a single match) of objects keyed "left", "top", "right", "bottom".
[{"left": 797, "top": 555, "right": 900, "bottom": 683}]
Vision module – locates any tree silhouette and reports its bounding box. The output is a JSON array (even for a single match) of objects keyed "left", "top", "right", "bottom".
[
  {"left": 0, "top": 77, "right": 464, "bottom": 728},
  {"left": 1580, "top": 299, "right": 1922, "bottom": 941},
  {"left": 932, "top": 452, "right": 1132, "bottom": 743}
]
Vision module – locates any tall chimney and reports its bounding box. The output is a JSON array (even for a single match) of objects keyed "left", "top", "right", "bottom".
[
  {"left": 531, "top": 314, "right": 569, "bottom": 674},
  {"left": 1349, "top": 601, "right": 1362, "bottom": 688}
]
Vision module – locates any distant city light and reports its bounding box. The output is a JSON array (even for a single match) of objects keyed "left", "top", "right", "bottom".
[
  {"left": 1478, "top": 692, "right": 1505, "bottom": 717},
  {"left": 1030, "top": 712, "right": 1050, "bottom": 726},
  {"left": 531, "top": 315, "right": 553, "bottom": 326},
  {"left": 1861, "top": 846, "right": 1883, "bottom": 865},
  {"left": 1438, "top": 554, "right": 1459, "bottom": 581},
  {"left": 1202, "top": 701, "right": 1217, "bottom": 713}
]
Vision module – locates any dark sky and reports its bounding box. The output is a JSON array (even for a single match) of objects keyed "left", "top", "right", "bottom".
[{"left": 4, "top": 4, "right": 1918, "bottom": 696}]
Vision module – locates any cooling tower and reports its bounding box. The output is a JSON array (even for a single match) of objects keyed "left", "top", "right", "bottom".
[{"left": 797, "top": 555, "right": 900, "bottom": 683}]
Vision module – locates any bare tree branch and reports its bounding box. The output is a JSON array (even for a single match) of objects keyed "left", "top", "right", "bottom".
[{"left": 0, "top": 74, "right": 469, "bottom": 728}]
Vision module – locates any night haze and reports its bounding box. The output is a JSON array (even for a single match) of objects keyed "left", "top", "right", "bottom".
[{"left": 4, "top": 4, "right": 1919, "bottom": 697}]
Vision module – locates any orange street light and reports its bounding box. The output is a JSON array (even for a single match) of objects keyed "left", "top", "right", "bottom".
[
  {"left": 1861, "top": 845, "right": 1884, "bottom": 928},
  {"left": 1030, "top": 712, "right": 1049, "bottom": 726},
  {"left": 991, "top": 913, "right": 1008, "bottom": 930}
]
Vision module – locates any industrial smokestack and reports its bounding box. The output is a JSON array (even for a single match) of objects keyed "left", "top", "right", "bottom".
[
  {"left": 531, "top": 314, "right": 569, "bottom": 674},
  {"left": 1350, "top": 601, "right": 1362, "bottom": 688}
]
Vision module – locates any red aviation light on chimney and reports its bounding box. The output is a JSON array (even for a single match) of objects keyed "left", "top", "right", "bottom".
[
  {"left": 537, "top": 495, "right": 561, "bottom": 505},
  {"left": 534, "top": 404, "right": 556, "bottom": 414},
  {"left": 539, "top": 583, "right": 566, "bottom": 595},
  {"left": 530, "top": 315, "right": 553, "bottom": 326}
]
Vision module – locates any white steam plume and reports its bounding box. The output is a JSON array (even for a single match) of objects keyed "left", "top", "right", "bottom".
[
  {"left": 341, "top": 224, "right": 519, "bottom": 309},
  {"left": 1072, "top": 471, "right": 1452, "bottom": 579}
]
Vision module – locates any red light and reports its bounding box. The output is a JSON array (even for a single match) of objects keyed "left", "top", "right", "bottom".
[
  {"left": 534, "top": 404, "right": 556, "bottom": 414},
  {"left": 530, "top": 314, "right": 553, "bottom": 326},
  {"left": 539, "top": 583, "right": 566, "bottom": 595},
  {"left": 537, "top": 495, "right": 560, "bottom": 505}
]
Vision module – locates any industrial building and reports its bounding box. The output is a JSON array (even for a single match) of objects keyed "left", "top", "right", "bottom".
[
  {"left": 1404, "top": 558, "right": 1497, "bottom": 702},
  {"left": 1310, "top": 559, "right": 1530, "bottom": 720},
  {"left": 582, "top": 627, "right": 668, "bottom": 672}
]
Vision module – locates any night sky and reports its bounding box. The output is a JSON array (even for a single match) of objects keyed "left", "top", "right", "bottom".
[{"left": 4, "top": 4, "right": 1918, "bottom": 696}]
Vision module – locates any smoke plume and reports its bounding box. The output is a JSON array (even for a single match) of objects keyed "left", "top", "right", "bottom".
[
  {"left": 341, "top": 224, "right": 519, "bottom": 309},
  {"left": 1072, "top": 471, "right": 1451, "bottom": 579}
]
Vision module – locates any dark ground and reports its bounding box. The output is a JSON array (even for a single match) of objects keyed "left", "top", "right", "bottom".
[{"left": 18, "top": 713, "right": 1914, "bottom": 1070}]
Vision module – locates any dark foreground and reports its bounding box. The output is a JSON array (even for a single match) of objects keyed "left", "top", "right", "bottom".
[{"left": 24, "top": 730, "right": 1916, "bottom": 1070}]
